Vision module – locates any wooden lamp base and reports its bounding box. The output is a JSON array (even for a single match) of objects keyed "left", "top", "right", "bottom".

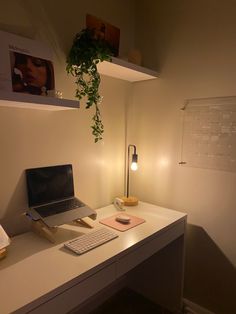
[{"left": 121, "top": 196, "right": 139, "bottom": 206}]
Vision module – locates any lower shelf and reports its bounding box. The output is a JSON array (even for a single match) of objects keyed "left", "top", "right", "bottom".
[{"left": 0, "top": 90, "right": 80, "bottom": 110}]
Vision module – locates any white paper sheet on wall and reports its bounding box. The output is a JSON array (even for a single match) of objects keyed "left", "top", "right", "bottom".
[{"left": 180, "top": 96, "right": 236, "bottom": 172}]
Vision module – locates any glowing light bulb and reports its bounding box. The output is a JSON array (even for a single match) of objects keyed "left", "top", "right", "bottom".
[{"left": 131, "top": 162, "right": 138, "bottom": 171}]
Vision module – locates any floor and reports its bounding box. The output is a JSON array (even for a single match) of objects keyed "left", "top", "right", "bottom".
[{"left": 90, "top": 289, "right": 174, "bottom": 314}]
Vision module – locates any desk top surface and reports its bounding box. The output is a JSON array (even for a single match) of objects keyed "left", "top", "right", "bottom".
[{"left": 0, "top": 202, "right": 186, "bottom": 314}]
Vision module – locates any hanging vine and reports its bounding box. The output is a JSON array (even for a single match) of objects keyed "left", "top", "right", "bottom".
[{"left": 66, "top": 28, "right": 112, "bottom": 142}]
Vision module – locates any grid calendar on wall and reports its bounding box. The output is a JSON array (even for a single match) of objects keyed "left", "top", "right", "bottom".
[{"left": 180, "top": 96, "right": 236, "bottom": 172}]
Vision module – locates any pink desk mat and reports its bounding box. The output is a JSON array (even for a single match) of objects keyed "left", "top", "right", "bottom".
[{"left": 99, "top": 213, "right": 145, "bottom": 232}]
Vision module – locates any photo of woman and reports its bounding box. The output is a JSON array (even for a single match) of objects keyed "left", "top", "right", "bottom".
[{"left": 10, "top": 51, "right": 55, "bottom": 96}]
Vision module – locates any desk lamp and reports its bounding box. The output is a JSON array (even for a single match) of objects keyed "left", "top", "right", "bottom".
[{"left": 121, "top": 144, "right": 139, "bottom": 206}]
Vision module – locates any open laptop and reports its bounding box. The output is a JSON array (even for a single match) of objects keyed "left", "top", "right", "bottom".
[{"left": 25, "top": 164, "right": 96, "bottom": 227}]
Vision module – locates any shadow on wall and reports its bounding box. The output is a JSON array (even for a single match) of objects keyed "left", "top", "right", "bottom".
[
  {"left": 184, "top": 224, "right": 236, "bottom": 314},
  {"left": 0, "top": 171, "right": 31, "bottom": 236}
]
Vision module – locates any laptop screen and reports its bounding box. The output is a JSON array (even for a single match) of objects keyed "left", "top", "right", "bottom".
[{"left": 26, "top": 164, "right": 74, "bottom": 207}]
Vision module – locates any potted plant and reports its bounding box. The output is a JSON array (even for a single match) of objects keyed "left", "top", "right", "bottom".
[{"left": 66, "top": 28, "right": 113, "bottom": 142}]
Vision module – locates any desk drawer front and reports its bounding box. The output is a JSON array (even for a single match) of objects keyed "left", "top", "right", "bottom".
[
  {"left": 117, "top": 221, "right": 185, "bottom": 277},
  {"left": 29, "top": 263, "right": 116, "bottom": 314}
]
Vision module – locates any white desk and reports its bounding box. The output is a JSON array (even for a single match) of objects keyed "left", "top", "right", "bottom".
[{"left": 0, "top": 202, "right": 187, "bottom": 314}]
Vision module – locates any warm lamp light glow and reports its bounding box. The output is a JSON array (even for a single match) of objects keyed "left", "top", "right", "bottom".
[
  {"left": 159, "top": 157, "right": 170, "bottom": 168},
  {"left": 131, "top": 162, "right": 138, "bottom": 171}
]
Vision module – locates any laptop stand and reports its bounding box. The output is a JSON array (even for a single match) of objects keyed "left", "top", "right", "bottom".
[
  {"left": 74, "top": 217, "right": 95, "bottom": 228},
  {"left": 30, "top": 214, "right": 96, "bottom": 243},
  {"left": 31, "top": 220, "right": 58, "bottom": 243}
]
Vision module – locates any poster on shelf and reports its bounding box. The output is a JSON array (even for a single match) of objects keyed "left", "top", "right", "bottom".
[{"left": 0, "top": 30, "right": 55, "bottom": 96}]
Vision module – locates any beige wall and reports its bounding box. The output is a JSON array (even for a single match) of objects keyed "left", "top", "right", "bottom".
[
  {"left": 130, "top": 1, "right": 236, "bottom": 313},
  {"left": 0, "top": 0, "right": 134, "bottom": 235}
]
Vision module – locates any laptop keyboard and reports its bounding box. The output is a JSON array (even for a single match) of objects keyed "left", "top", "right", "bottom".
[{"left": 35, "top": 198, "right": 84, "bottom": 217}]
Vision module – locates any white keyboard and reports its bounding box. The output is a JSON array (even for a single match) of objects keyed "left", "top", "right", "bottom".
[{"left": 64, "top": 227, "right": 118, "bottom": 255}]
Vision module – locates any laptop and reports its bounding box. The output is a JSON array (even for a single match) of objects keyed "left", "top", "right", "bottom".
[{"left": 25, "top": 164, "right": 96, "bottom": 227}]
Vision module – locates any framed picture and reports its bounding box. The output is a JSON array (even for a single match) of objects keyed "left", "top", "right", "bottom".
[
  {"left": 0, "top": 30, "right": 55, "bottom": 96},
  {"left": 86, "top": 14, "right": 120, "bottom": 57}
]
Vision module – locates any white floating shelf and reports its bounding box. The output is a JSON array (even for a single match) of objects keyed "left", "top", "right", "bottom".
[
  {"left": 0, "top": 58, "right": 158, "bottom": 110},
  {"left": 0, "top": 90, "right": 79, "bottom": 111},
  {"left": 97, "top": 57, "right": 159, "bottom": 82}
]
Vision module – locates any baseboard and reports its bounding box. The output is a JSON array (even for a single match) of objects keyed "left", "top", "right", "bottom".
[{"left": 183, "top": 298, "right": 215, "bottom": 314}]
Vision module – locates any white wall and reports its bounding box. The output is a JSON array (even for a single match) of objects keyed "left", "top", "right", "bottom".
[
  {"left": 130, "top": 1, "right": 236, "bottom": 313},
  {"left": 0, "top": 0, "right": 135, "bottom": 235}
]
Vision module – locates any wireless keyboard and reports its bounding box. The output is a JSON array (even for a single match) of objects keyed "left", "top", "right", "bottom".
[{"left": 64, "top": 227, "right": 118, "bottom": 255}]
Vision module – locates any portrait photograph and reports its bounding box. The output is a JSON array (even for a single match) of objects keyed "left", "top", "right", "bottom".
[
  {"left": 10, "top": 51, "right": 55, "bottom": 96},
  {"left": 0, "top": 30, "right": 55, "bottom": 96}
]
